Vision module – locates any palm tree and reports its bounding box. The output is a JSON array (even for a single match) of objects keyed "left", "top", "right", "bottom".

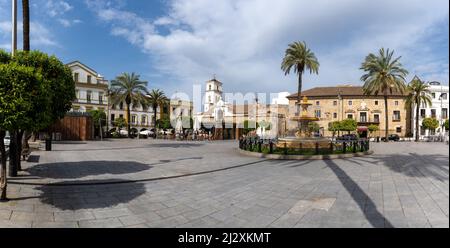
[
  {"left": 22, "top": 0, "right": 30, "bottom": 51},
  {"left": 281, "top": 41, "right": 319, "bottom": 127},
  {"left": 405, "top": 76, "right": 432, "bottom": 142},
  {"left": 110, "top": 73, "right": 149, "bottom": 138},
  {"left": 360, "top": 48, "right": 408, "bottom": 141},
  {"left": 148, "top": 89, "right": 168, "bottom": 137}
]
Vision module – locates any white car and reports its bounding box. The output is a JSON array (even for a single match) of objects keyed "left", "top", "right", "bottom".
[
  {"left": 119, "top": 130, "right": 128, "bottom": 136},
  {"left": 139, "top": 130, "right": 155, "bottom": 136},
  {"left": 3, "top": 136, "right": 10, "bottom": 146}
]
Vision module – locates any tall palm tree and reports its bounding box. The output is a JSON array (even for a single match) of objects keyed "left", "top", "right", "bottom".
[
  {"left": 110, "top": 73, "right": 149, "bottom": 138},
  {"left": 281, "top": 41, "right": 319, "bottom": 128},
  {"left": 405, "top": 76, "right": 432, "bottom": 142},
  {"left": 361, "top": 48, "right": 408, "bottom": 141},
  {"left": 22, "top": 0, "right": 30, "bottom": 51},
  {"left": 148, "top": 89, "right": 168, "bottom": 136}
]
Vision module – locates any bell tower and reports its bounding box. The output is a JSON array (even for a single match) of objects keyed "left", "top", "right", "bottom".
[{"left": 204, "top": 75, "right": 223, "bottom": 112}]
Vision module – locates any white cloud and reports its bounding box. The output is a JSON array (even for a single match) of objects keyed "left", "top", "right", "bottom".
[
  {"left": 58, "top": 18, "right": 83, "bottom": 27},
  {"left": 46, "top": 0, "right": 73, "bottom": 17},
  {"left": 0, "top": 21, "right": 58, "bottom": 48},
  {"left": 89, "top": 0, "right": 449, "bottom": 95}
]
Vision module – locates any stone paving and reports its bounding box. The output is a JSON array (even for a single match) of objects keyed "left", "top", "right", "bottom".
[{"left": 0, "top": 139, "right": 448, "bottom": 228}]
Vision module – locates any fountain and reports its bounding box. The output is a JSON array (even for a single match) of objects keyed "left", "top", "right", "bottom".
[{"left": 277, "top": 96, "right": 330, "bottom": 149}]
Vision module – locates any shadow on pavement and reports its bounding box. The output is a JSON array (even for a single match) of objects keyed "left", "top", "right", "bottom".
[
  {"left": 24, "top": 161, "right": 152, "bottom": 179},
  {"left": 35, "top": 179, "right": 147, "bottom": 210},
  {"left": 324, "top": 159, "right": 393, "bottom": 228}
]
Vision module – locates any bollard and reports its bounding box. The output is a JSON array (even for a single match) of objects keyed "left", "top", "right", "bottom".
[
  {"left": 284, "top": 142, "right": 288, "bottom": 155},
  {"left": 330, "top": 142, "right": 333, "bottom": 153},
  {"left": 315, "top": 142, "right": 319, "bottom": 155},
  {"left": 353, "top": 141, "right": 357, "bottom": 153},
  {"left": 258, "top": 140, "right": 262, "bottom": 153},
  {"left": 343, "top": 142, "right": 347, "bottom": 154},
  {"left": 269, "top": 141, "right": 273, "bottom": 154}
]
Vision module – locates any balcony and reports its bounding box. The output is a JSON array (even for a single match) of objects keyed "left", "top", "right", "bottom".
[{"left": 358, "top": 118, "right": 380, "bottom": 124}]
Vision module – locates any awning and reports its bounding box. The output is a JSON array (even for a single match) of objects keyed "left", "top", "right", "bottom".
[{"left": 357, "top": 126, "right": 368, "bottom": 132}]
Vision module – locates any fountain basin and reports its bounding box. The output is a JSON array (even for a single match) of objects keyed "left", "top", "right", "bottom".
[{"left": 277, "top": 137, "right": 331, "bottom": 149}]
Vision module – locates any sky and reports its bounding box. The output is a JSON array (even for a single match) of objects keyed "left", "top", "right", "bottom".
[{"left": 0, "top": 0, "right": 448, "bottom": 100}]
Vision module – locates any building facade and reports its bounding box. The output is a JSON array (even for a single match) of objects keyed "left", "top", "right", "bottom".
[
  {"left": 67, "top": 61, "right": 109, "bottom": 113},
  {"left": 411, "top": 81, "right": 449, "bottom": 139},
  {"left": 195, "top": 77, "right": 289, "bottom": 139},
  {"left": 287, "top": 86, "right": 411, "bottom": 138}
]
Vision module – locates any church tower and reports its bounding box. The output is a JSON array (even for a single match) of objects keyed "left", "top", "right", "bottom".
[{"left": 204, "top": 76, "right": 223, "bottom": 112}]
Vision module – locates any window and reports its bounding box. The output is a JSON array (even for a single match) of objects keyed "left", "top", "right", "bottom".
[
  {"left": 348, "top": 101, "right": 353, "bottom": 106},
  {"left": 119, "top": 102, "right": 124, "bottom": 110},
  {"left": 99, "top": 92, "right": 103, "bottom": 105},
  {"left": 131, "top": 115, "right": 137, "bottom": 124},
  {"left": 396, "top": 127, "right": 402, "bottom": 133},
  {"left": 431, "top": 109, "right": 436, "bottom": 118},
  {"left": 395, "top": 101, "right": 399, "bottom": 106},
  {"left": 441, "top": 93, "right": 448, "bottom": 100},
  {"left": 111, "top": 114, "right": 115, "bottom": 122},
  {"left": 333, "top": 101, "right": 337, "bottom": 106},
  {"left": 87, "top": 75, "right": 92, "bottom": 84},
  {"left": 420, "top": 109, "right": 426, "bottom": 118},
  {"left": 432, "top": 93, "right": 436, "bottom": 99},
  {"left": 75, "top": 90, "right": 79, "bottom": 102},
  {"left": 375, "top": 100, "right": 379, "bottom": 105},
  {"left": 333, "top": 113, "right": 338, "bottom": 119},
  {"left": 141, "top": 116, "right": 147, "bottom": 125},
  {"left": 393, "top": 111, "right": 401, "bottom": 121},
  {"left": 360, "top": 112, "right": 367, "bottom": 123},
  {"left": 347, "top": 114, "right": 353, "bottom": 119},
  {"left": 209, "top": 85, "right": 212, "bottom": 91},
  {"left": 442, "top": 108, "right": 448, "bottom": 119},
  {"left": 86, "top": 91, "right": 92, "bottom": 103},
  {"left": 374, "top": 114, "right": 380, "bottom": 123},
  {"left": 74, "top": 73, "right": 79, "bottom": 82},
  {"left": 315, "top": 110, "right": 321, "bottom": 118},
  {"left": 208, "top": 96, "right": 211, "bottom": 103},
  {"left": 119, "top": 114, "right": 123, "bottom": 119},
  {"left": 316, "top": 101, "right": 320, "bottom": 106}
]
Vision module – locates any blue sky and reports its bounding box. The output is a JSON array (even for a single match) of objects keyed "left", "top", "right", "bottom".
[{"left": 0, "top": 0, "right": 448, "bottom": 98}]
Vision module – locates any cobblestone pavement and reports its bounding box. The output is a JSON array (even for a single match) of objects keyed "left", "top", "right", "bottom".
[{"left": 0, "top": 140, "right": 448, "bottom": 228}]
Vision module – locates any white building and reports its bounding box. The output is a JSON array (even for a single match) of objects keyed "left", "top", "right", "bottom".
[
  {"left": 412, "top": 80, "right": 449, "bottom": 139},
  {"left": 204, "top": 77, "right": 224, "bottom": 113},
  {"left": 66, "top": 61, "right": 109, "bottom": 113}
]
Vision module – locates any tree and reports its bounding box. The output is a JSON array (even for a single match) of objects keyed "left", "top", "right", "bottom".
[
  {"left": 422, "top": 117, "right": 439, "bottom": 134},
  {"left": 328, "top": 121, "right": 341, "bottom": 138},
  {"left": 405, "top": 77, "right": 432, "bottom": 142},
  {"left": 113, "top": 117, "right": 126, "bottom": 133},
  {"left": 88, "top": 110, "right": 106, "bottom": 138},
  {"left": 360, "top": 48, "right": 408, "bottom": 141},
  {"left": 22, "top": 0, "right": 30, "bottom": 51},
  {"left": 340, "top": 119, "right": 357, "bottom": 134},
  {"left": 110, "top": 73, "right": 149, "bottom": 138},
  {"left": 148, "top": 89, "right": 168, "bottom": 137},
  {"left": 243, "top": 120, "right": 258, "bottom": 135},
  {"left": 281, "top": 41, "right": 319, "bottom": 129},
  {"left": 368, "top": 124, "right": 379, "bottom": 138},
  {"left": 0, "top": 63, "right": 50, "bottom": 199},
  {"left": 156, "top": 115, "right": 172, "bottom": 130},
  {"left": 7, "top": 50, "right": 75, "bottom": 173},
  {"left": 444, "top": 119, "right": 449, "bottom": 131},
  {"left": 308, "top": 122, "right": 320, "bottom": 136}
]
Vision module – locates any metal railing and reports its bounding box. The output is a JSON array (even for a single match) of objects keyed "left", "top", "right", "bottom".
[{"left": 239, "top": 137, "right": 370, "bottom": 155}]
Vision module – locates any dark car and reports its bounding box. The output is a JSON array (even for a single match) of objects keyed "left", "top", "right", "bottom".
[
  {"left": 381, "top": 134, "right": 400, "bottom": 142},
  {"left": 338, "top": 134, "right": 358, "bottom": 141}
]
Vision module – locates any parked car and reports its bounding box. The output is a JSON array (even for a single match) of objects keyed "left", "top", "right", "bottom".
[
  {"left": 337, "top": 134, "right": 358, "bottom": 141},
  {"left": 381, "top": 134, "right": 400, "bottom": 142},
  {"left": 139, "top": 129, "right": 155, "bottom": 137}
]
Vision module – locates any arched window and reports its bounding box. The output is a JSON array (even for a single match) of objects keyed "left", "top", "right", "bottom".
[{"left": 141, "top": 115, "right": 147, "bottom": 126}]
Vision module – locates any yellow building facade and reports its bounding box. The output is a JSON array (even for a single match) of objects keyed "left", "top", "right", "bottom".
[{"left": 287, "top": 86, "right": 411, "bottom": 138}]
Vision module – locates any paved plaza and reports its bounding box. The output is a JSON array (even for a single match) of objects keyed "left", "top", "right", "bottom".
[{"left": 0, "top": 139, "right": 448, "bottom": 228}]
